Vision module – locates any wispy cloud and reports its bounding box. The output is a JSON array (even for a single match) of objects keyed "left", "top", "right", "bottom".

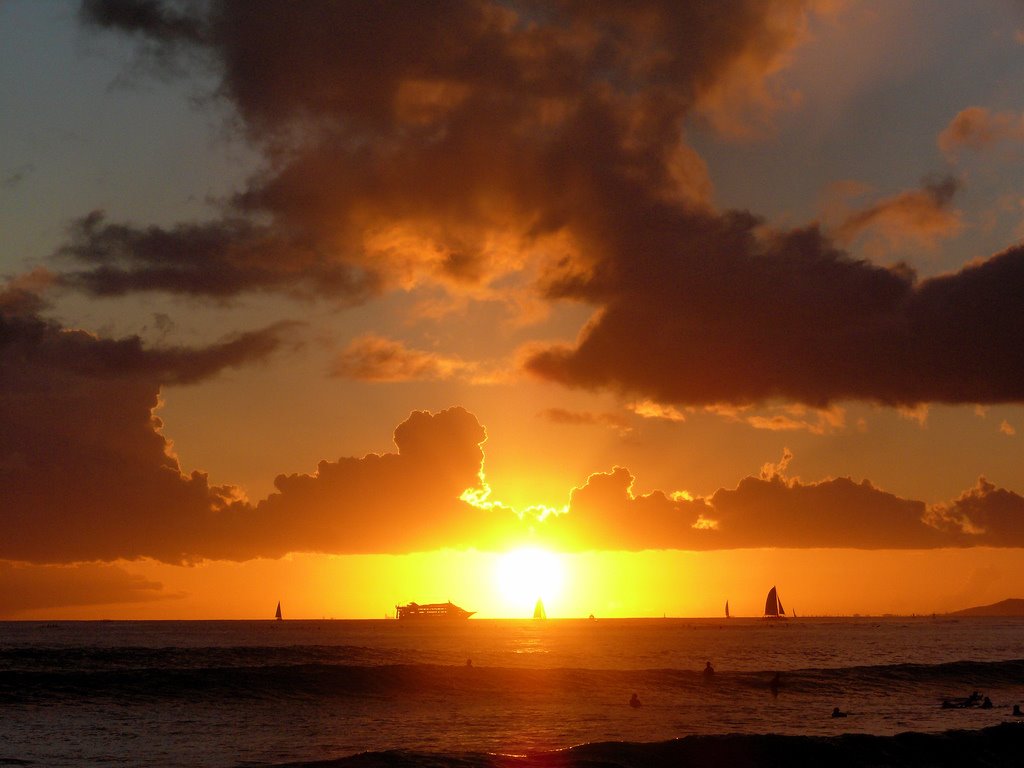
[
  {"left": 832, "top": 176, "right": 964, "bottom": 252},
  {"left": 332, "top": 334, "right": 491, "bottom": 383},
  {"left": 939, "top": 106, "right": 1024, "bottom": 155}
]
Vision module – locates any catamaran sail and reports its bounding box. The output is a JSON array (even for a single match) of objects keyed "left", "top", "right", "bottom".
[
  {"left": 725, "top": 600, "right": 730, "bottom": 619},
  {"left": 763, "top": 586, "right": 785, "bottom": 618},
  {"left": 275, "top": 601, "right": 283, "bottom": 621},
  {"left": 533, "top": 598, "right": 547, "bottom": 620}
]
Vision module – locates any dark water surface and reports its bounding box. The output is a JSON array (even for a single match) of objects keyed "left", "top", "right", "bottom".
[{"left": 1, "top": 617, "right": 1022, "bottom": 766}]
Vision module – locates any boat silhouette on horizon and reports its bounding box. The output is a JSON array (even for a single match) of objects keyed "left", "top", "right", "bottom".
[
  {"left": 763, "top": 586, "right": 786, "bottom": 619},
  {"left": 395, "top": 601, "right": 475, "bottom": 620}
]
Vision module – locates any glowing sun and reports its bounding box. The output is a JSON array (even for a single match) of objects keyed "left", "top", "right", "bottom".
[{"left": 493, "top": 547, "right": 565, "bottom": 615}]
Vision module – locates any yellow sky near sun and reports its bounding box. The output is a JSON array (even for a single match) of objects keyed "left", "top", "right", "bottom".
[{"left": 11, "top": 547, "right": 1022, "bottom": 621}]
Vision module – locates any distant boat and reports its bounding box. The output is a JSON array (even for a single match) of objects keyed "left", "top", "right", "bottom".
[
  {"left": 725, "top": 600, "right": 730, "bottom": 619},
  {"left": 275, "top": 601, "right": 283, "bottom": 621},
  {"left": 763, "top": 586, "right": 786, "bottom": 619},
  {"left": 533, "top": 598, "right": 547, "bottom": 620},
  {"left": 395, "top": 601, "right": 475, "bottom": 620}
]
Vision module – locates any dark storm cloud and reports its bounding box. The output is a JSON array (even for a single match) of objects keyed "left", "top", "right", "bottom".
[
  {"left": 0, "top": 300, "right": 287, "bottom": 564},
  {"left": 0, "top": 562, "right": 174, "bottom": 617},
  {"left": 0, "top": 267, "right": 54, "bottom": 316},
  {"left": 526, "top": 226, "right": 1024, "bottom": 407},
  {"left": 2, "top": 291, "right": 1020, "bottom": 560},
  {"left": 69, "top": 1, "right": 803, "bottom": 300},
  {"left": 74, "top": 1, "right": 1024, "bottom": 407},
  {"left": 0, "top": 300, "right": 511, "bottom": 563},
  {"left": 57, "top": 211, "right": 378, "bottom": 301},
  {"left": 80, "top": 0, "right": 204, "bottom": 42},
  {"left": 927, "top": 478, "right": 1024, "bottom": 546},
  {"left": 542, "top": 463, "right": 1020, "bottom": 552}
]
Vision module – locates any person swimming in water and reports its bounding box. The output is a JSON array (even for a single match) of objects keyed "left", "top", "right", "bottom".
[
  {"left": 629, "top": 693, "right": 642, "bottom": 708},
  {"left": 831, "top": 707, "right": 847, "bottom": 718},
  {"left": 703, "top": 661, "right": 714, "bottom": 678}
]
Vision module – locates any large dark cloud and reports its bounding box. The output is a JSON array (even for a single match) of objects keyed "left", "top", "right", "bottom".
[
  {"left": 3, "top": 284, "right": 1021, "bottom": 561},
  {"left": 69, "top": 1, "right": 803, "bottom": 299},
  {"left": 1, "top": 290, "right": 515, "bottom": 562},
  {"left": 0, "top": 298, "right": 286, "bottom": 564},
  {"left": 526, "top": 231, "right": 1024, "bottom": 407},
  {"left": 72, "top": 1, "right": 1024, "bottom": 406},
  {"left": 927, "top": 478, "right": 1024, "bottom": 545},
  {"left": 56, "top": 211, "right": 378, "bottom": 301},
  {"left": 0, "top": 562, "right": 174, "bottom": 617},
  {"left": 542, "top": 462, "right": 1022, "bottom": 552}
]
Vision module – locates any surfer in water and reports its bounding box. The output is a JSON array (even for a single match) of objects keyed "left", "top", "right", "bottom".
[
  {"left": 703, "top": 661, "right": 714, "bottom": 679},
  {"left": 831, "top": 707, "right": 847, "bottom": 718},
  {"left": 629, "top": 693, "right": 642, "bottom": 708}
]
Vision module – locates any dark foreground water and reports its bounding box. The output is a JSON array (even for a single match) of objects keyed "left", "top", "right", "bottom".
[{"left": 1, "top": 617, "right": 1022, "bottom": 766}]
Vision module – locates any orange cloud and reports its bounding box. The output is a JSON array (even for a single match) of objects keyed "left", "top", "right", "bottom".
[
  {"left": 628, "top": 400, "right": 686, "bottom": 422},
  {"left": 712, "top": 403, "right": 846, "bottom": 434},
  {"left": 938, "top": 107, "right": 1024, "bottom": 155},
  {"left": 332, "top": 334, "right": 480, "bottom": 383},
  {"left": 832, "top": 176, "right": 964, "bottom": 251}
]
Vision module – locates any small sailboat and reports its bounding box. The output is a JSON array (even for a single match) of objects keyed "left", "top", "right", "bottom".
[
  {"left": 725, "top": 600, "right": 730, "bottom": 619},
  {"left": 533, "top": 597, "right": 547, "bottom": 620},
  {"left": 763, "top": 586, "right": 785, "bottom": 619},
  {"left": 275, "top": 601, "right": 283, "bottom": 621}
]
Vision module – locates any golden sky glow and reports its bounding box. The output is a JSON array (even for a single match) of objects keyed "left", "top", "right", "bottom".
[{"left": 3, "top": 1, "right": 1024, "bottom": 619}]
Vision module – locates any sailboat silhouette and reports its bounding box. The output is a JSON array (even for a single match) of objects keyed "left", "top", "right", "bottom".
[
  {"left": 275, "top": 601, "right": 283, "bottom": 621},
  {"left": 725, "top": 600, "right": 730, "bottom": 619},
  {"left": 533, "top": 597, "right": 546, "bottom": 620},
  {"left": 763, "top": 586, "right": 785, "bottom": 619}
]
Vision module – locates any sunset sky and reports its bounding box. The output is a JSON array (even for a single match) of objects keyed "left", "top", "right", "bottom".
[{"left": 3, "top": 0, "right": 1024, "bottom": 620}]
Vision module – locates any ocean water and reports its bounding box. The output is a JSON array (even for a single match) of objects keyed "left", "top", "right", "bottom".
[{"left": 1, "top": 617, "right": 1022, "bottom": 767}]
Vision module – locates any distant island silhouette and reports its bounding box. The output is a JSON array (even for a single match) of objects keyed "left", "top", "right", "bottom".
[{"left": 948, "top": 598, "right": 1024, "bottom": 617}]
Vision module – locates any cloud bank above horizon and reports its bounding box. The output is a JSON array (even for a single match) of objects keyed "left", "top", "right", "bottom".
[{"left": 3, "top": 282, "right": 1023, "bottom": 565}]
